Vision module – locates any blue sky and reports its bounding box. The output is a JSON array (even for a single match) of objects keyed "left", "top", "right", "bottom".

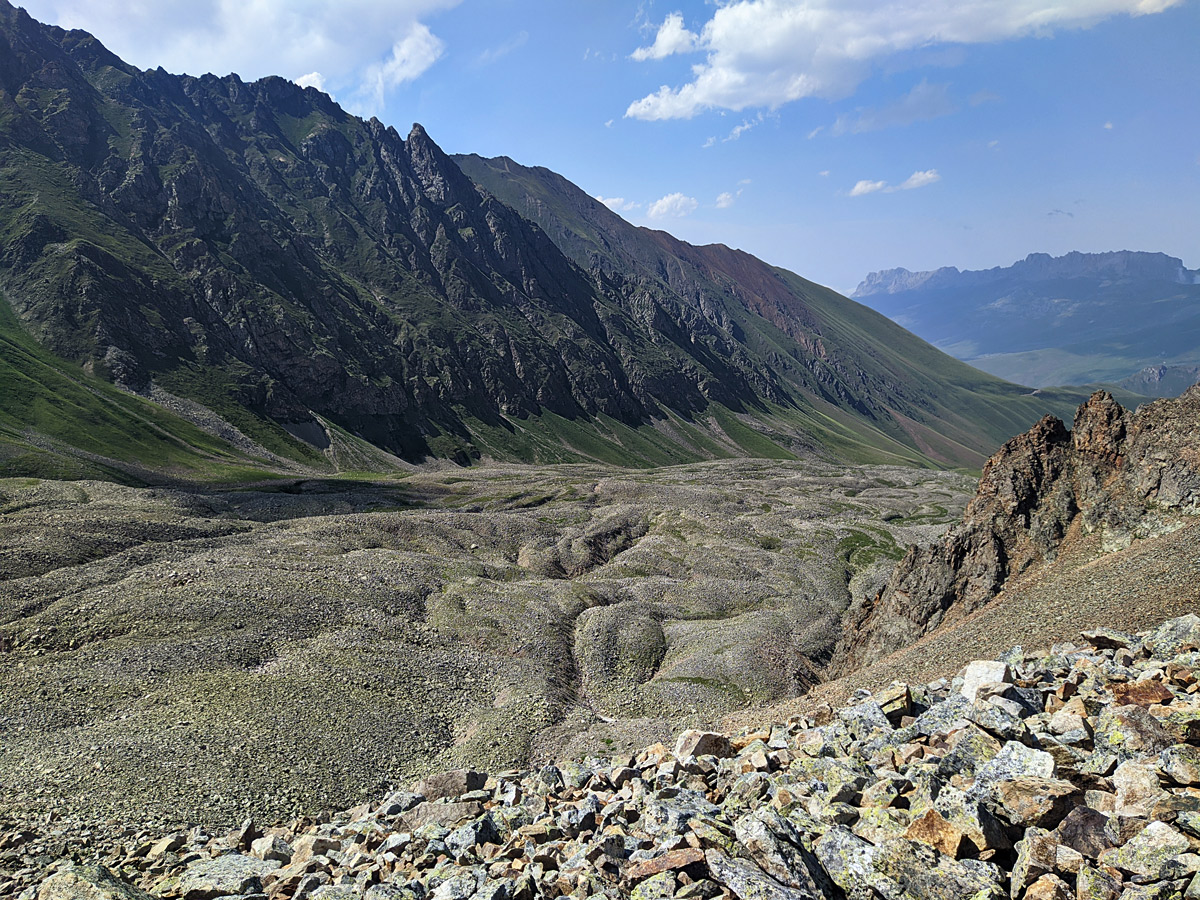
[{"left": 20, "top": 0, "right": 1200, "bottom": 295}]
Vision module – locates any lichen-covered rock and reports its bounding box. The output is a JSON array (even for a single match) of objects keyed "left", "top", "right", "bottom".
[
  {"left": 1093, "top": 704, "right": 1176, "bottom": 761},
  {"left": 814, "top": 827, "right": 1004, "bottom": 900},
  {"left": 1162, "top": 745, "right": 1200, "bottom": 786},
  {"left": 38, "top": 865, "right": 155, "bottom": 900},
  {"left": 153, "top": 853, "right": 280, "bottom": 900},
  {"left": 704, "top": 850, "right": 821, "bottom": 900},
  {"left": 969, "top": 742, "right": 1056, "bottom": 801},
  {"left": 992, "top": 777, "right": 1077, "bottom": 828},
  {"left": 1098, "top": 821, "right": 1190, "bottom": 878}
]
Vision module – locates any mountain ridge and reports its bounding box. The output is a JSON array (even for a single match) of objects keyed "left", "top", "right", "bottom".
[
  {"left": 455, "top": 153, "right": 1115, "bottom": 468},
  {"left": 851, "top": 250, "right": 1200, "bottom": 390},
  {"left": 854, "top": 250, "right": 1200, "bottom": 298},
  {"left": 1, "top": 0, "right": 1107, "bottom": 472}
]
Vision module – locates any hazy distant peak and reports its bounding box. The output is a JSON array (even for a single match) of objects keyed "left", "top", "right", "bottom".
[
  {"left": 852, "top": 265, "right": 961, "bottom": 297},
  {"left": 855, "top": 250, "right": 1198, "bottom": 298}
]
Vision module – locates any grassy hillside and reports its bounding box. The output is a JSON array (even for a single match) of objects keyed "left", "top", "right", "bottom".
[{"left": 0, "top": 290, "right": 284, "bottom": 482}]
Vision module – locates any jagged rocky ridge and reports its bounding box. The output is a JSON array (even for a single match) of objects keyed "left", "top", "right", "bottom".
[
  {"left": 841, "top": 387, "right": 1200, "bottom": 672},
  {"left": 19, "top": 614, "right": 1200, "bottom": 900}
]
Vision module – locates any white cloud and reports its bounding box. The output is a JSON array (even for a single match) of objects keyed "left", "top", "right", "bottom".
[
  {"left": 1104, "top": 121, "right": 1114, "bottom": 129},
  {"left": 830, "top": 80, "right": 957, "bottom": 135},
  {"left": 724, "top": 112, "right": 766, "bottom": 141},
  {"left": 631, "top": 12, "right": 698, "bottom": 61},
  {"left": 848, "top": 169, "right": 941, "bottom": 196},
  {"left": 21, "top": 0, "right": 459, "bottom": 117},
  {"left": 647, "top": 192, "right": 699, "bottom": 218},
  {"left": 818, "top": 169, "right": 830, "bottom": 177},
  {"left": 625, "top": 0, "right": 1182, "bottom": 120},
  {"left": 716, "top": 192, "right": 736, "bottom": 208},
  {"left": 295, "top": 71, "right": 328, "bottom": 93},
  {"left": 727, "top": 121, "right": 755, "bottom": 141},
  {"left": 478, "top": 30, "right": 528, "bottom": 66},
  {"left": 702, "top": 136, "right": 717, "bottom": 148},
  {"left": 894, "top": 169, "right": 941, "bottom": 190},
  {"left": 849, "top": 179, "right": 888, "bottom": 197},
  {"left": 354, "top": 23, "right": 444, "bottom": 115},
  {"left": 596, "top": 196, "right": 640, "bottom": 212}
]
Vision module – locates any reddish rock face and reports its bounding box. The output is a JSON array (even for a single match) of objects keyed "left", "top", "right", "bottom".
[{"left": 840, "top": 387, "right": 1200, "bottom": 671}]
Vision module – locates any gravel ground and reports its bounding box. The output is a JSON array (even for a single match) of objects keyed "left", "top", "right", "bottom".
[{"left": 0, "top": 460, "right": 970, "bottom": 830}]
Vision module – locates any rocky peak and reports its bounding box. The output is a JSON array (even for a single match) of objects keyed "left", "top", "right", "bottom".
[
  {"left": 852, "top": 265, "right": 961, "bottom": 297},
  {"left": 404, "top": 121, "right": 478, "bottom": 208},
  {"left": 840, "top": 387, "right": 1200, "bottom": 671},
  {"left": 1071, "top": 390, "right": 1127, "bottom": 464}
]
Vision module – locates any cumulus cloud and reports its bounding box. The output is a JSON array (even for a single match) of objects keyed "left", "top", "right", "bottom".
[
  {"left": 849, "top": 179, "right": 888, "bottom": 197},
  {"left": 625, "top": 0, "right": 1181, "bottom": 120},
  {"left": 647, "top": 192, "right": 699, "bottom": 218},
  {"left": 20, "top": 0, "right": 459, "bottom": 117},
  {"left": 355, "top": 23, "right": 444, "bottom": 114},
  {"left": 848, "top": 169, "right": 941, "bottom": 196},
  {"left": 716, "top": 192, "right": 736, "bottom": 208},
  {"left": 895, "top": 169, "right": 941, "bottom": 190},
  {"left": 830, "top": 80, "right": 957, "bottom": 135},
  {"left": 631, "top": 12, "right": 698, "bottom": 61},
  {"left": 295, "top": 71, "right": 328, "bottom": 93},
  {"left": 596, "top": 196, "right": 640, "bottom": 212}
]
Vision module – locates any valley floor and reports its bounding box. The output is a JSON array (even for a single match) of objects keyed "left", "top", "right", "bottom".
[{"left": 0, "top": 460, "right": 970, "bottom": 829}]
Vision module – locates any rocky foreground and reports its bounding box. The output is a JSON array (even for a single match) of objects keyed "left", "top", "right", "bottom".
[{"left": 13, "top": 614, "right": 1200, "bottom": 900}]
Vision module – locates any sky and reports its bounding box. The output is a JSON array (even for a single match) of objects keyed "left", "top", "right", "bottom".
[{"left": 18, "top": 0, "right": 1200, "bottom": 295}]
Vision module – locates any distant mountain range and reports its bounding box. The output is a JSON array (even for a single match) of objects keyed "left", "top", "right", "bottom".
[
  {"left": 854, "top": 251, "right": 1200, "bottom": 392},
  {"left": 0, "top": 1, "right": 1104, "bottom": 477}
]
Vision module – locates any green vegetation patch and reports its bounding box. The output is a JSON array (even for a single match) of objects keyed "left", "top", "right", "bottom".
[{"left": 836, "top": 525, "right": 906, "bottom": 569}]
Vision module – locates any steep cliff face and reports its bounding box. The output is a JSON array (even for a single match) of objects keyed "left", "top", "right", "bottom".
[
  {"left": 0, "top": 2, "right": 705, "bottom": 460},
  {"left": 841, "top": 387, "right": 1200, "bottom": 669}
]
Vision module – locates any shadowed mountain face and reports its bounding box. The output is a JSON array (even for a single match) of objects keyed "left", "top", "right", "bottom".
[
  {"left": 854, "top": 251, "right": 1200, "bottom": 390},
  {"left": 1, "top": 1, "right": 1088, "bottom": 470},
  {"left": 454, "top": 154, "right": 1107, "bottom": 465}
]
